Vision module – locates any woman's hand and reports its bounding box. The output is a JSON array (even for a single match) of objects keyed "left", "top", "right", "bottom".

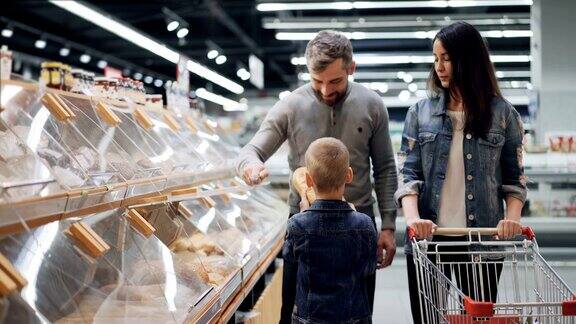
[
  {"left": 407, "top": 219, "right": 437, "bottom": 239},
  {"left": 402, "top": 195, "right": 436, "bottom": 239},
  {"left": 496, "top": 219, "right": 522, "bottom": 239}
]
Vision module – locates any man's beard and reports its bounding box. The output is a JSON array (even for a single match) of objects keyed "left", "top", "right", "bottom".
[{"left": 314, "top": 90, "right": 344, "bottom": 106}]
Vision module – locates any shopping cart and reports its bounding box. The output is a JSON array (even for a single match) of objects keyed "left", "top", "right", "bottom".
[{"left": 409, "top": 227, "right": 576, "bottom": 324}]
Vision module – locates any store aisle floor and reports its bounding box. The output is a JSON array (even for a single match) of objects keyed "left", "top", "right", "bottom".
[{"left": 372, "top": 257, "right": 413, "bottom": 323}]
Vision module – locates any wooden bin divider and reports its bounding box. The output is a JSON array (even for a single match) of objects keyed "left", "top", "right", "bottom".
[
  {"left": 67, "top": 222, "right": 110, "bottom": 258},
  {"left": 200, "top": 196, "right": 216, "bottom": 209},
  {"left": 134, "top": 107, "right": 154, "bottom": 130},
  {"left": 163, "top": 113, "right": 181, "bottom": 132},
  {"left": 96, "top": 101, "right": 122, "bottom": 126},
  {"left": 52, "top": 93, "right": 77, "bottom": 118},
  {"left": 171, "top": 186, "right": 198, "bottom": 197},
  {"left": 126, "top": 209, "right": 156, "bottom": 238},
  {"left": 0, "top": 270, "right": 17, "bottom": 298},
  {"left": 41, "top": 93, "right": 71, "bottom": 121},
  {"left": 185, "top": 116, "right": 198, "bottom": 133},
  {"left": 0, "top": 253, "right": 27, "bottom": 291}
]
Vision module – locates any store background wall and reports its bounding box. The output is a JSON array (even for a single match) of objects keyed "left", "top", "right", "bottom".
[{"left": 531, "top": 0, "right": 576, "bottom": 144}]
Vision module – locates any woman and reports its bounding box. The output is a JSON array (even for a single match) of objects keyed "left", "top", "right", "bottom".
[{"left": 393, "top": 22, "right": 527, "bottom": 323}]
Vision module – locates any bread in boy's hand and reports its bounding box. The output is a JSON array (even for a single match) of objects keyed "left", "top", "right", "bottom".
[
  {"left": 292, "top": 167, "right": 316, "bottom": 204},
  {"left": 305, "top": 186, "right": 316, "bottom": 204}
]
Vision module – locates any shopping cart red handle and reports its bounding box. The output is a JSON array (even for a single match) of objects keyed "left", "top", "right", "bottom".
[{"left": 407, "top": 226, "right": 535, "bottom": 240}]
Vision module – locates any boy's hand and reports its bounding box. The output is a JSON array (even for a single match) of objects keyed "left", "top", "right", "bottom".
[{"left": 377, "top": 229, "right": 396, "bottom": 269}]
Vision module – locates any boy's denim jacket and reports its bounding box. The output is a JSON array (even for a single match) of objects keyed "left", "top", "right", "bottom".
[
  {"left": 283, "top": 199, "right": 377, "bottom": 324},
  {"left": 394, "top": 94, "right": 527, "bottom": 253}
]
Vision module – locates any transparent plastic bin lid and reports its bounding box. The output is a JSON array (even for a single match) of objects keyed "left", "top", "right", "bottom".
[
  {"left": 0, "top": 84, "right": 131, "bottom": 188},
  {"left": 1, "top": 83, "right": 93, "bottom": 189},
  {"left": 0, "top": 118, "right": 64, "bottom": 203},
  {"left": 1, "top": 82, "right": 169, "bottom": 199},
  {"left": 87, "top": 209, "right": 212, "bottom": 323},
  {"left": 181, "top": 112, "right": 239, "bottom": 162},
  {"left": 198, "top": 182, "right": 288, "bottom": 248},
  {"left": 168, "top": 113, "right": 227, "bottom": 169},
  {"left": 144, "top": 110, "right": 208, "bottom": 174},
  {"left": 69, "top": 100, "right": 169, "bottom": 197},
  {"left": 57, "top": 94, "right": 140, "bottom": 183},
  {"left": 138, "top": 203, "right": 241, "bottom": 289},
  {"left": 0, "top": 292, "right": 46, "bottom": 324},
  {"left": 246, "top": 186, "right": 290, "bottom": 225},
  {"left": 0, "top": 207, "right": 213, "bottom": 323},
  {"left": 207, "top": 193, "right": 267, "bottom": 248},
  {"left": 103, "top": 102, "right": 181, "bottom": 177},
  {"left": 178, "top": 198, "right": 256, "bottom": 263}
]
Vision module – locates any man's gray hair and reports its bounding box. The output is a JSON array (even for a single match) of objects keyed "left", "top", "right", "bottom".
[{"left": 305, "top": 30, "right": 353, "bottom": 73}]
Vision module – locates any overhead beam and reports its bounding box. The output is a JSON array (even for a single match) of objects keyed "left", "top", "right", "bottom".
[{"left": 204, "top": 0, "right": 293, "bottom": 86}]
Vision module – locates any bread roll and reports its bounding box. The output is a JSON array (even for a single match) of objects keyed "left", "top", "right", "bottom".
[{"left": 292, "top": 167, "right": 316, "bottom": 204}]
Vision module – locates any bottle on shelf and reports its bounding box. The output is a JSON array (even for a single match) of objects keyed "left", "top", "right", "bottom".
[{"left": 0, "top": 45, "right": 13, "bottom": 80}]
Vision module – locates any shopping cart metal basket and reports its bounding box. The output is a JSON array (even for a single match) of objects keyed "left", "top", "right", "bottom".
[{"left": 409, "top": 227, "right": 576, "bottom": 324}]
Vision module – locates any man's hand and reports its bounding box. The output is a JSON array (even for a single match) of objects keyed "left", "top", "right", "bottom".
[
  {"left": 377, "top": 229, "right": 396, "bottom": 269},
  {"left": 241, "top": 163, "right": 269, "bottom": 186},
  {"left": 496, "top": 219, "right": 522, "bottom": 239}
]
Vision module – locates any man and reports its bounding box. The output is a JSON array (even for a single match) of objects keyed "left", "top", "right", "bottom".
[{"left": 236, "top": 30, "right": 398, "bottom": 323}]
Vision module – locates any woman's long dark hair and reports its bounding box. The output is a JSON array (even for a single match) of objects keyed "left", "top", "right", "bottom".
[{"left": 428, "top": 21, "right": 501, "bottom": 139}]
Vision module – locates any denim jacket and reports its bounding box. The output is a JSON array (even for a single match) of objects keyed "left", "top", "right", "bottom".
[
  {"left": 283, "top": 200, "right": 377, "bottom": 324},
  {"left": 394, "top": 95, "right": 527, "bottom": 252}
]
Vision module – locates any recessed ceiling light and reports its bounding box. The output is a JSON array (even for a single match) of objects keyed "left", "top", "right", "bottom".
[
  {"left": 176, "top": 27, "right": 189, "bottom": 38},
  {"left": 215, "top": 55, "right": 227, "bottom": 65},
  {"left": 167, "top": 20, "right": 179, "bottom": 32},
  {"left": 207, "top": 49, "right": 219, "bottom": 59},
  {"left": 80, "top": 54, "right": 91, "bottom": 63},
  {"left": 59, "top": 47, "right": 70, "bottom": 57},
  {"left": 35, "top": 39, "right": 47, "bottom": 49},
  {"left": 1, "top": 28, "right": 13, "bottom": 38}
]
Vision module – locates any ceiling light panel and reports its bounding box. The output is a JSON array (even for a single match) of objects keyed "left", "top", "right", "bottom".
[
  {"left": 50, "top": 0, "right": 243, "bottom": 94},
  {"left": 257, "top": 1, "right": 532, "bottom": 12}
]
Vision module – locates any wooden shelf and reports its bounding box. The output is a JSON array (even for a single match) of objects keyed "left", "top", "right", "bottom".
[{"left": 216, "top": 237, "right": 284, "bottom": 324}]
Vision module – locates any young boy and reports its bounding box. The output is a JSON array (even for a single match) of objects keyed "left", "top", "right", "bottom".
[{"left": 282, "top": 137, "right": 378, "bottom": 324}]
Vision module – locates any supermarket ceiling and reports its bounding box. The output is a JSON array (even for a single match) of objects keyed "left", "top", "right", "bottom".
[{"left": 1, "top": 0, "right": 531, "bottom": 98}]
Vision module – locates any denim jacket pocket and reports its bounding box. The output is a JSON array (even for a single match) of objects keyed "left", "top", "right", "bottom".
[
  {"left": 418, "top": 131, "right": 437, "bottom": 175},
  {"left": 478, "top": 133, "right": 505, "bottom": 173},
  {"left": 418, "top": 131, "right": 437, "bottom": 144},
  {"left": 478, "top": 133, "right": 505, "bottom": 147}
]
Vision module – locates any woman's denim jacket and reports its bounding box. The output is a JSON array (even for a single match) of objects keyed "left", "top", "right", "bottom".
[{"left": 394, "top": 94, "right": 527, "bottom": 252}]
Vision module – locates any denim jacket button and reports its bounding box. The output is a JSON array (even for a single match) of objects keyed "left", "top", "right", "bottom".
[
  {"left": 467, "top": 194, "right": 474, "bottom": 200},
  {"left": 466, "top": 154, "right": 472, "bottom": 160},
  {"left": 468, "top": 214, "right": 475, "bottom": 220},
  {"left": 466, "top": 175, "right": 473, "bottom": 181},
  {"left": 466, "top": 134, "right": 472, "bottom": 140}
]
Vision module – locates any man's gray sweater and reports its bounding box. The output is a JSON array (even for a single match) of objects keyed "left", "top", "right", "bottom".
[{"left": 236, "top": 82, "right": 398, "bottom": 230}]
